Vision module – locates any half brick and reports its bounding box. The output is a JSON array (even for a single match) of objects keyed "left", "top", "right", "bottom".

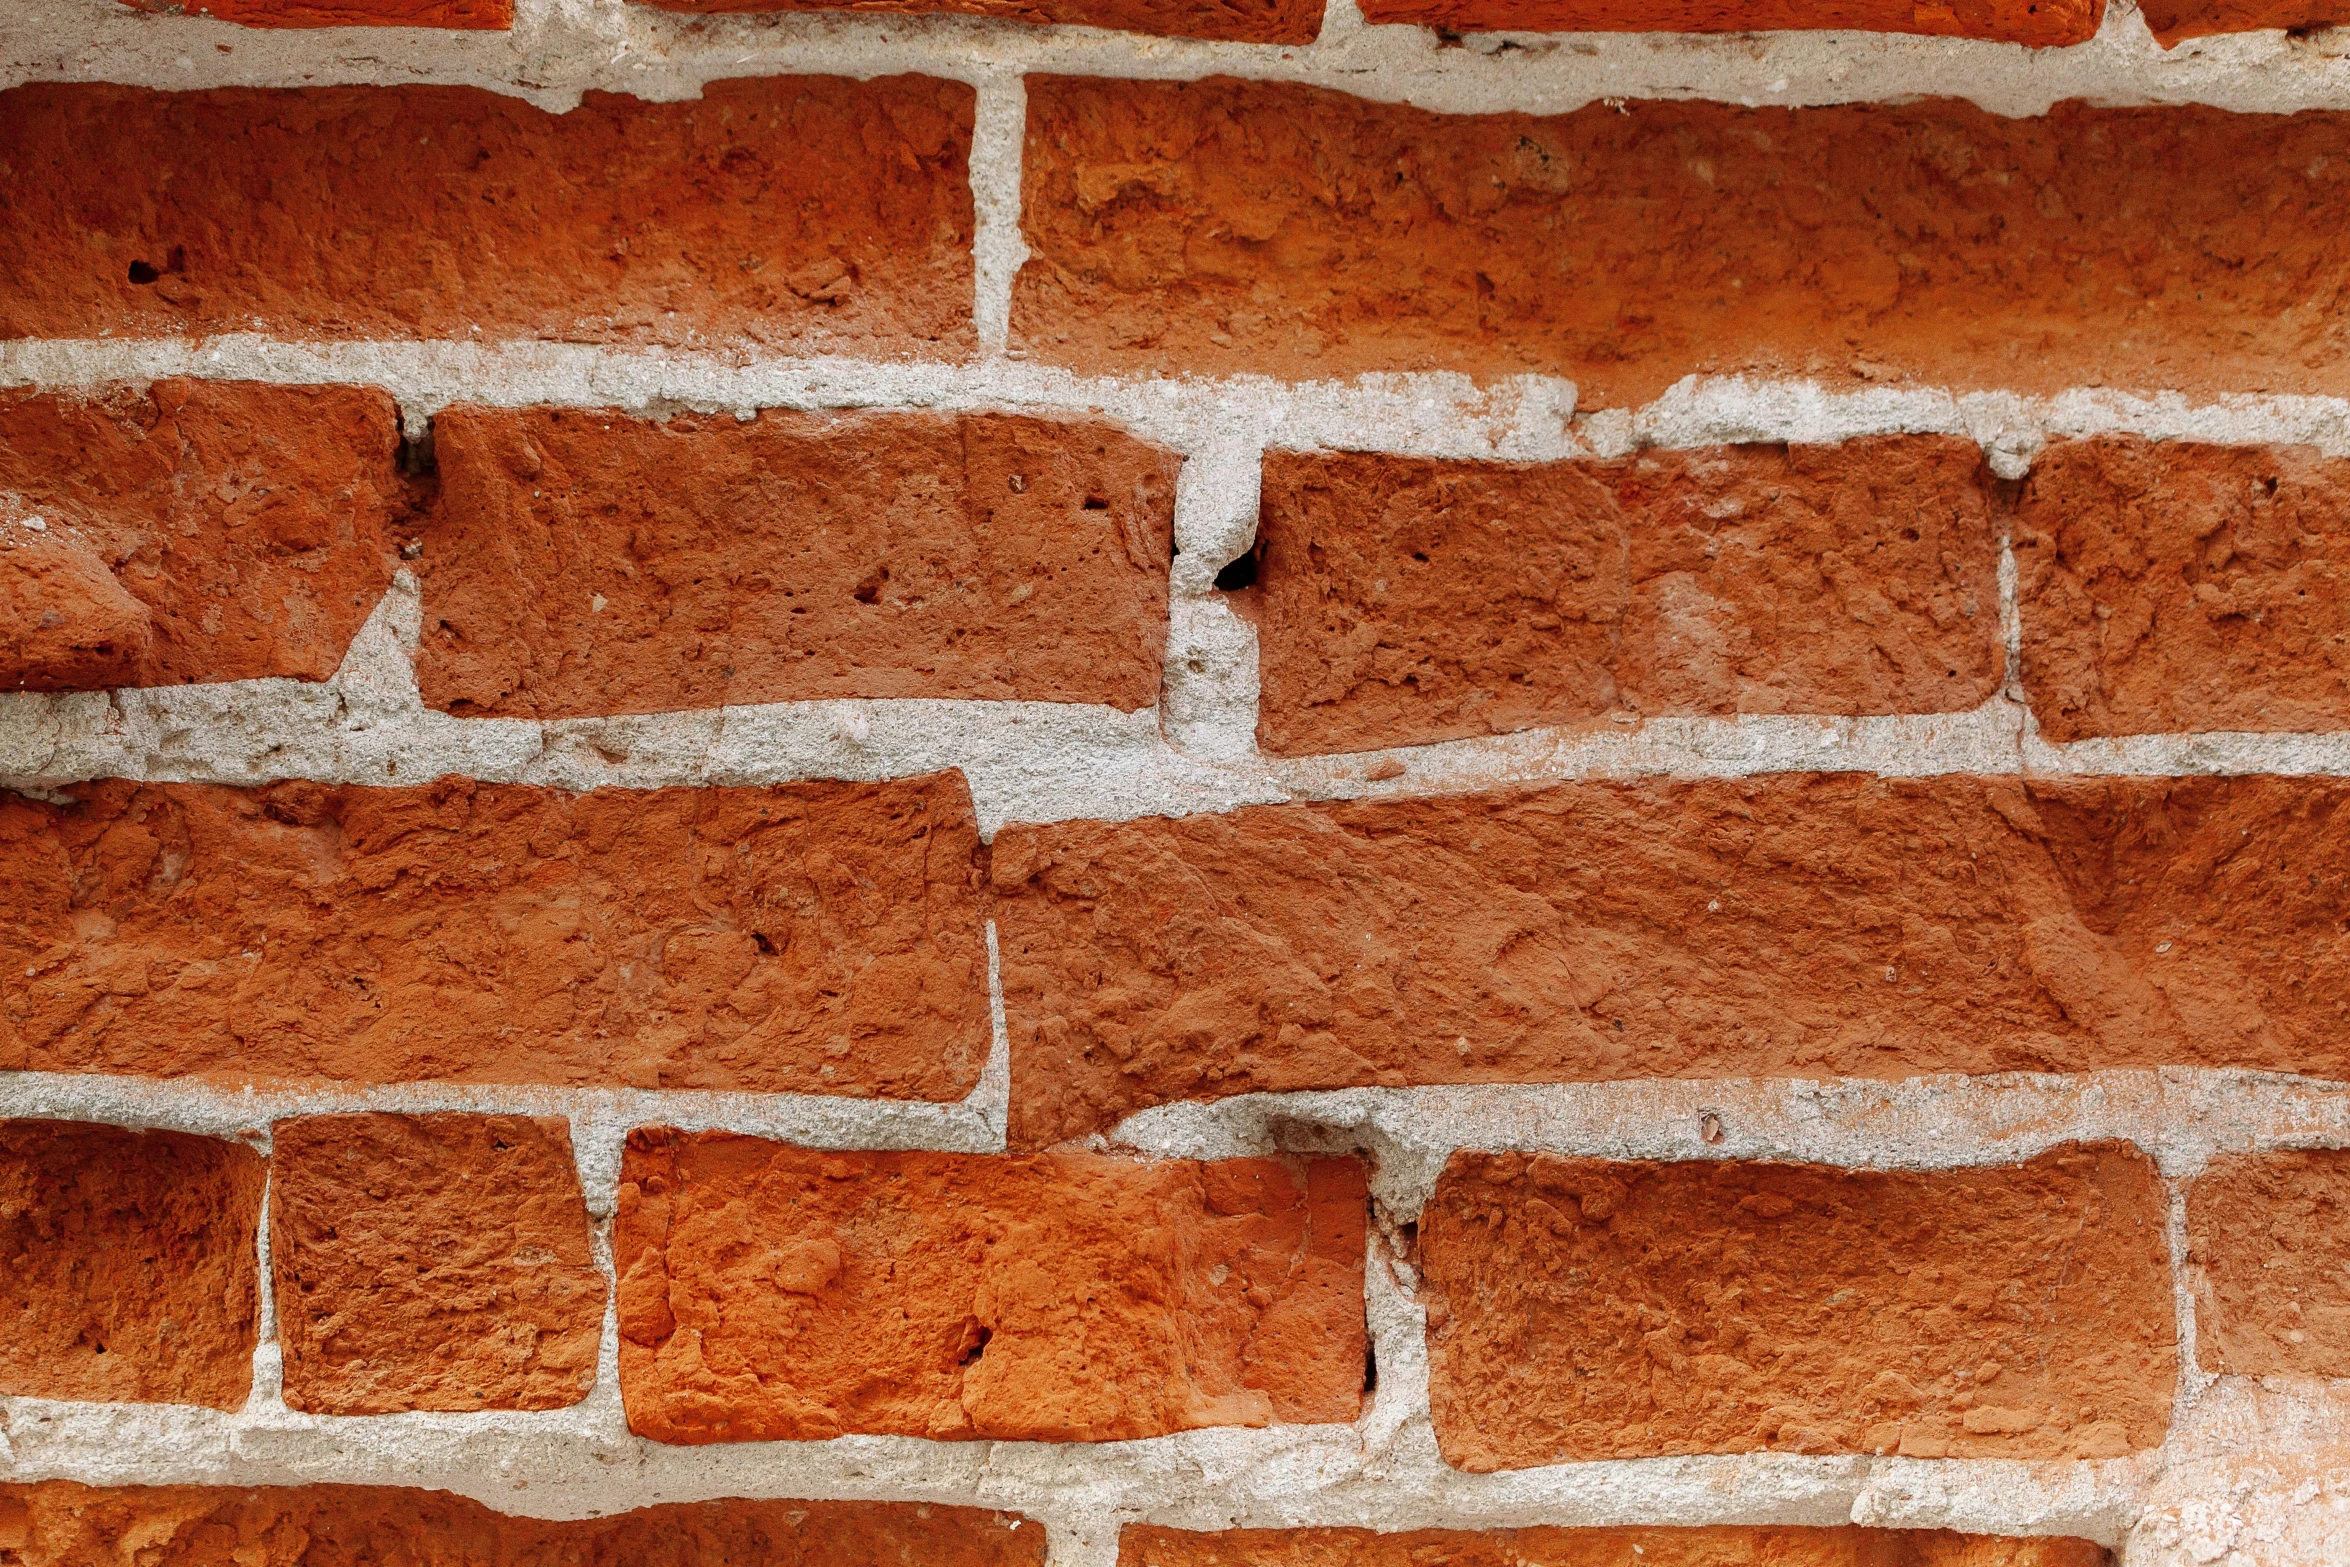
[
  {"left": 0, "top": 772, "right": 989, "bottom": 1096},
  {"left": 1419, "top": 1144, "right": 2175, "bottom": 1467},
  {"left": 271, "top": 1113, "right": 605, "bottom": 1414},
  {"left": 419, "top": 407, "right": 1177, "bottom": 719},
  {"left": 0, "top": 1120, "right": 264, "bottom": 1409},
  {"left": 616, "top": 1132, "right": 1367, "bottom": 1442},
  {"left": 1122, "top": 1524, "right": 2113, "bottom": 1567},
  {"left": 995, "top": 773, "right": 2350, "bottom": 1147},
  {"left": 632, "top": 0, "right": 1320, "bottom": 42},
  {"left": 2187, "top": 1148, "right": 2350, "bottom": 1377},
  {"left": 1355, "top": 0, "right": 2101, "bottom": 45},
  {"left": 0, "top": 79, "right": 973, "bottom": 354},
  {"left": 1015, "top": 80, "right": 2350, "bottom": 404},
  {"left": 1255, "top": 438, "right": 2001, "bottom": 755}
]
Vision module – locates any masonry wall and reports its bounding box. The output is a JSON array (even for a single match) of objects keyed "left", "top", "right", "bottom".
[{"left": 3, "top": 1, "right": 2350, "bottom": 1564}]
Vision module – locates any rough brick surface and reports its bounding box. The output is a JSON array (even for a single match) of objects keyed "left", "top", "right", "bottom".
[
  {"left": 271, "top": 1113, "right": 604, "bottom": 1414},
  {"left": 633, "top": 0, "right": 1318, "bottom": 42},
  {"left": 0, "top": 1481, "right": 1046, "bottom": 1566},
  {"left": 2140, "top": 0, "right": 2348, "bottom": 40},
  {"left": 616, "top": 1132, "right": 1366, "bottom": 1443},
  {"left": 995, "top": 774, "right": 2350, "bottom": 1147},
  {"left": 1420, "top": 1144, "right": 2174, "bottom": 1467},
  {"left": 420, "top": 407, "right": 1177, "bottom": 720},
  {"left": 1255, "top": 438, "right": 2001, "bottom": 756},
  {"left": 0, "top": 382, "right": 406, "bottom": 688},
  {"left": 2187, "top": 1148, "right": 2350, "bottom": 1377},
  {"left": 1015, "top": 82, "right": 2350, "bottom": 405},
  {"left": 1355, "top": 0, "right": 2100, "bottom": 44},
  {"left": 2016, "top": 438, "right": 2350, "bottom": 742},
  {"left": 0, "top": 1120, "right": 263, "bottom": 1410},
  {"left": 0, "top": 500, "right": 153, "bottom": 694},
  {"left": 113, "top": 0, "right": 513, "bottom": 24},
  {"left": 1121, "top": 1524, "right": 2112, "bottom": 1567},
  {"left": 0, "top": 80, "right": 973, "bottom": 354},
  {"left": 0, "top": 772, "right": 988, "bottom": 1096}
]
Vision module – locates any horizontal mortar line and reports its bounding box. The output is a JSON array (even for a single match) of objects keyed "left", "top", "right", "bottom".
[
  {"left": 7, "top": 0, "right": 2350, "bottom": 119},
  {"left": 5, "top": 339, "right": 2350, "bottom": 462}
]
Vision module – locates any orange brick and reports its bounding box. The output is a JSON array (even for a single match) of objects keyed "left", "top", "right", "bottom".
[
  {"left": 1015, "top": 81, "right": 2350, "bottom": 405},
  {"left": 616, "top": 1132, "right": 1366, "bottom": 1442},
  {"left": 2188, "top": 1148, "right": 2350, "bottom": 1377},
  {"left": 113, "top": 0, "right": 512, "bottom": 24},
  {"left": 0, "top": 1120, "right": 263, "bottom": 1409},
  {"left": 632, "top": 0, "right": 1318, "bottom": 41},
  {"left": 0, "top": 79, "right": 973, "bottom": 354},
  {"left": 2140, "top": 0, "right": 2347, "bottom": 41},
  {"left": 0, "top": 772, "right": 989, "bottom": 1096},
  {"left": 1255, "top": 438, "right": 2001, "bottom": 755},
  {"left": 1420, "top": 1144, "right": 2174, "bottom": 1467},
  {"left": 419, "top": 407, "right": 1176, "bottom": 719},
  {"left": 270, "top": 1114, "right": 605, "bottom": 1414},
  {"left": 1356, "top": 0, "right": 2100, "bottom": 44},
  {"left": 1121, "top": 1524, "right": 2113, "bottom": 1567}
]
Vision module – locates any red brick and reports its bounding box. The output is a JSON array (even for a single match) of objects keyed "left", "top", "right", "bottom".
[
  {"left": 0, "top": 1120, "right": 263, "bottom": 1409},
  {"left": 0, "top": 382, "right": 407, "bottom": 688},
  {"left": 1014, "top": 82, "right": 2350, "bottom": 405},
  {"left": 1420, "top": 1144, "right": 2174, "bottom": 1467},
  {"left": 1256, "top": 438, "right": 2001, "bottom": 756},
  {"left": 2187, "top": 1148, "right": 2350, "bottom": 1377},
  {"left": 419, "top": 407, "right": 1176, "bottom": 720},
  {"left": 0, "top": 80, "right": 973, "bottom": 354},
  {"left": 113, "top": 0, "right": 512, "bottom": 25},
  {"left": 1356, "top": 0, "right": 2099, "bottom": 44},
  {"left": 2140, "top": 0, "right": 2348, "bottom": 41},
  {"left": 994, "top": 774, "right": 2350, "bottom": 1148},
  {"left": 1121, "top": 1524, "right": 2113, "bottom": 1567},
  {"left": 270, "top": 1113, "right": 604, "bottom": 1414},
  {"left": 633, "top": 0, "right": 1317, "bottom": 42},
  {"left": 0, "top": 772, "right": 988, "bottom": 1096},
  {"left": 0, "top": 499, "right": 153, "bottom": 694},
  {"left": 2016, "top": 437, "right": 2350, "bottom": 742},
  {"left": 616, "top": 1132, "right": 1366, "bottom": 1443},
  {"left": 0, "top": 1481, "right": 1045, "bottom": 1567}
]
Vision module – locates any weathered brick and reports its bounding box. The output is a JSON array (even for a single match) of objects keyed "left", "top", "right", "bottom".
[
  {"left": 0, "top": 1120, "right": 263, "bottom": 1409},
  {"left": 994, "top": 774, "right": 2350, "bottom": 1148},
  {"left": 0, "top": 79, "right": 973, "bottom": 354},
  {"left": 1121, "top": 1524, "right": 2112, "bottom": 1567},
  {"left": 271, "top": 1113, "right": 604, "bottom": 1414},
  {"left": 616, "top": 1132, "right": 1366, "bottom": 1443},
  {"left": 2140, "top": 0, "right": 2347, "bottom": 41},
  {"left": 1420, "top": 1144, "right": 2174, "bottom": 1467},
  {"left": 632, "top": 0, "right": 1318, "bottom": 42},
  {"left": 2016, "top": 437, "right": 2350, "bottom": 742},
  {"left": 2187, "top": 1148, "right": 2350, "bottom": 1377},
  {"left": 0, "top": 772, "right": 988, "bottom": 1096},
  {"left": 1015, "top": 81, "right": 2350, "bottom": 405},
  {"left": 0, "top": 1481, "right": 1045, "bottom": 1566},
  {"left": 1255, "top": 438, "right": 2001, "bottom": 756},
  {"left": 0, "top": 500, "right": 153, "bottom": 694},
  {"left": 0, "top": 382, "right": 407, "bottom": 689},
  {"left": 420, "top": 407, "right": 1176, "bottom": 719},
  {"left": 113, "top": 0, "right": 512, "bottom": 24},
  {"left": 1356, "top": 0, "right": 2099, "bottom": 44}
]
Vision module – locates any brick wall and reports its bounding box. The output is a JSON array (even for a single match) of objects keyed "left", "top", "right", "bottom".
[{"left": 3, "top": 0, "right": 2349, "bottom": 1564}]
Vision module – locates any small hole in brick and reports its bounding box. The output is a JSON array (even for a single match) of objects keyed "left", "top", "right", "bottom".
[
  {"left": 958, "top": 1326, "right": 992, "bottom": 1367},
  {"left": 752, "top": 932, "right": 776, "bottom": 955},
  {"left": 1214, "top": 550, "right": 1259, "bottom": 592},
  {"left": 127, "top": 261, "right": 162, "bottom": 284},
  {"left": 1081, "top": 496, "right": 1111, "bottom": 511}
]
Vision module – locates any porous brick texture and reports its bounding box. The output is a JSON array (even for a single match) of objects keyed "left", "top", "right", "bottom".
[
  {"left": 0, "top": 1120, "right": 263, "bottom": 1410},
  {"left": 419, "top": 407, "right": 1177, "bottom": 719},
  {"left": 269, "top": 1113, "right": 605, "bottom": 1414},
  {"left": 1419, "top": 1144, "right": 2175, "bottom": 1468},
  {"left": 1015, "top": 83, "right": 2350, "bottom": 405},
  {"left": 0, "top": 1481, "right": 1045, "bottom": 1565},
  {"left": 2186, "top": 1148, "right": 2350, "bottom": 1378},
  {"left": 615, "top": 1131, "right": 1367, "bottom": 1442},
  {"left": 1253, "top": 438, "right": 2002, "bottom": 755},
  {"left": 1354, "top": 0, "right": 2102, "bottom": 43},
  {"left": 632, "top": 0, "right": 1321, "bottom": 41},
  {"left": 112, "top": 0, "right": 514, "bottom": 24},
  {"left": 0, "top": 79, "right": 974, "bottom": 353},
  {"left": 1119, "top": 1525, "right": 2113, "bottom": 1567},
  {"left": 0, "top": 772, "right": 989, "bottom": 1094},
  {"left": 2140, "top": 0, "right": 2349, "bottom": 40},
  {"left": 996, "top": 773, "right": 2350, "bottom": 1146}
]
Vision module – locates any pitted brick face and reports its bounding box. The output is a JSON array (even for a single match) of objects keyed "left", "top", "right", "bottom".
[
  {"left": 1418, "top": 1144, "right": 2175, "bottom": 1468},
  {"left": 1353, "top": 0, "right": 2101, "bottom": 41},
  {"left": 0, "top": 79, "right": 974, "bottom": 353},
  {"left": 270, "top": 1113, "right": 605, "bottom": 1414},
  {"left": 2187, "top": 1149, "right": 2350, "bottom": 1378},
  {"left": 0, "top": 1481, "right": 1047, "bottom": 1566},
  {"left": 615, "top": 1132, "right": 1367, "bottom": 1443},
  {"left": 0, "top": 772, "right": 990, "bottom": 1096},
  {"left": 1120, "top": 1525, "right": 2115, "bottom": 1567},
  {"left": 1254, "top": 438, "right": 2002, "bottom": 755},
  {"left": 0, "top": 1120, "right": 263, "bottom": 1410},
  {"left": 632, "top": 0, "right": 1319, "bottom": 40},
  {"left": 419, "top": 407, "right": 1178, "bottom": 719}
]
